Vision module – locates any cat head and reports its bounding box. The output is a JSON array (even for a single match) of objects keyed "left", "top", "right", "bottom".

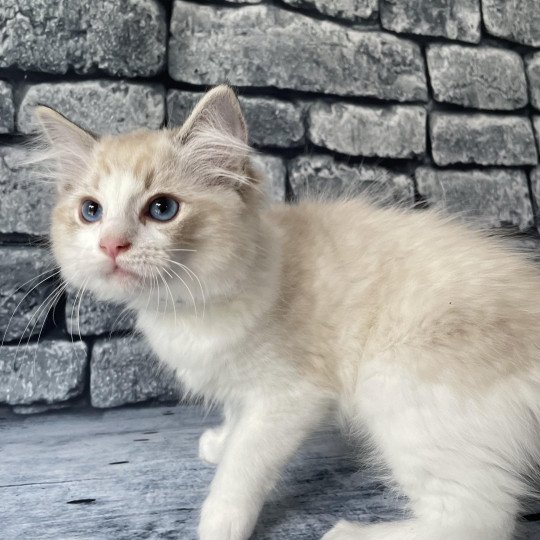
[{"left": 34, "top": 85, "right": 266, "bottom": 311}]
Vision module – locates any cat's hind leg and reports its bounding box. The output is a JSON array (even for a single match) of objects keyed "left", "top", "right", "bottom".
[{"left": 323, "top": 352, "right": 537, "bottom": 540}]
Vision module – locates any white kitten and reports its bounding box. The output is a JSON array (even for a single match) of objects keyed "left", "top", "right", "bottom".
[{"left": 35, "top": 85, "right": 540, "bottom": 540}]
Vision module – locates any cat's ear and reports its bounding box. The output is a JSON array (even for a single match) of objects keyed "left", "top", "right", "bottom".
[
  {"left": 177, "top": 85, "right": 248, "bottom": 145},
  {"left": 33, "top": 106, "right": 97, "bottom": 191},
  {"left": 172, "top": 85, "right": 254, "bottom": 189}
]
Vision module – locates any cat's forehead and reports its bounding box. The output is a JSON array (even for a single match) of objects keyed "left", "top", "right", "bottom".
[{"left": 91, "top": 130, "right": 173, "bottom": 192}]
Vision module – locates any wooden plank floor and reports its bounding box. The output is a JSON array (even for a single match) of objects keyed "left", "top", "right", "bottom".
[{"left": 1, "top": 405, "right": 539, "bottom": 539}]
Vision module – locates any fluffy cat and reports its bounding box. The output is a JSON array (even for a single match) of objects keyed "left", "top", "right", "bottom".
[{"left": 34, "top": 85, "right": 540, "bottom": 540}]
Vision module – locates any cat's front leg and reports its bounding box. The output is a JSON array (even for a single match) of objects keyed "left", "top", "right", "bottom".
[
  {"left": 199, "top": 406, "right": 235, "bottom": 465},
  {"left": 198, "top": 393, "right": 324, "bottom": 540}
]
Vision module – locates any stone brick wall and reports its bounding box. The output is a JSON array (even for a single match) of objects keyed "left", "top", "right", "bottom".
[{"left": 0, "top": 0, "right": 539, "bottom": 413}]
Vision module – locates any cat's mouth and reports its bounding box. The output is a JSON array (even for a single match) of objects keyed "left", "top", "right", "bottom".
[{"left": 108, "top": 264, "right": 141, "bottom": 282}]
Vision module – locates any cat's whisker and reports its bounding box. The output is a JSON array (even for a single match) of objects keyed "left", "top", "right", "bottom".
[
  {"left": 76, "top": 279, "right": 89, "bottom": 343},
  {"left": 160, "top": 267, "right": 179, "bottom": 327},
  {"left": 0, "top": 266, "right": 60, "bottom": 310},
  {"left": 156, "top": 268, "right": 169, "bottom": 318},
  {"left": 1, "top": 269, "right": 63, "bottom": 348},
  {"left": 158, "top": 257, "right": 206, "bottom": 319},
  {"left": 30, "top": 281, "right": 68, "bottom": 381},
  {"left": 13, "top": 278, "right": 66, "bottom": 365},
  {"left": 157, "top": 262, "right": 199, "bottom": 319}
]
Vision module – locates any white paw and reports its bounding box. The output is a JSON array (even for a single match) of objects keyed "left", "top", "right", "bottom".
[
  {"left": 198, "top": 426, "right": 227, "bottom": 465},
  {"left": 198, "top": 495, "right": 258, "bottom": 540},
  {"left": 321, "top": 520, "right": 365, "bottom": 540}
]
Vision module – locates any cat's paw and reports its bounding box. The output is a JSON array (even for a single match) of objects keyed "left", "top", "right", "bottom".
[
  {"left": 321, "top": 520, "right": 365, "bottom": 540},
  {"left": 198, "top": 426, "right": 227, "bottom": 465},
  {"left": 198, "top": 495, "right": 257, "bottom": 540}
]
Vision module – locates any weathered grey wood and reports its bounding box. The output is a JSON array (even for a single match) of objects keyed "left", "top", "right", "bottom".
[{"left": 0, "top": 405, "right": 538, "bottom": 539}]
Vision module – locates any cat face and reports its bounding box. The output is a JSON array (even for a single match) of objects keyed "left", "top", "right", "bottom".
[{"left": 35, "top": 86, "right": 263, "bottom": 311}]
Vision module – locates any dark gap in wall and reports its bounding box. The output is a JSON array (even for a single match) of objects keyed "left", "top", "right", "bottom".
[
  {"left": 380, "top": 26, "right": 539, "bottom": 57},
  {"left": 178, "top": 0, "right": 381, "bottom": 30},
  {"left": 431, "top": 101, "right": 537, "bottom": 118},
  {"left": 525, "top": 167, "right": 539, "bottom": 231},
  {"left": 157, "top": 0, "right": 174, "bottom": 127},
  {"left": 0, "top": 233, "right": 48, "bottom": 246},
  {"left": 164, "top": 76, "right": 431, "bottom": 110},
  {"left": 306, "top": 143, "right": 435, "bottom": 174},
  {"left": 79, "top": 339, "right": 95, "bottom": 408}
]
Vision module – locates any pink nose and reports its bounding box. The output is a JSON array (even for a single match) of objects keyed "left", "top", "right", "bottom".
[{"left": 99, "top": 237, "right": 131, "bottom": 260}]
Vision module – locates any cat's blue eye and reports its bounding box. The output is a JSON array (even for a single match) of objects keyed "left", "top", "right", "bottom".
[
  {"left": 148, "top": 196, "right": 180, "bottom": 222},
  {"left": 81, "top": 200, "right": 103, "bottom": 223}
]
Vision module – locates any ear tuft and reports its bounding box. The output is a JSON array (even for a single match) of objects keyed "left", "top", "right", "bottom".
[{"left": 31, "top": 106, "right": 97, "bottom": 191}]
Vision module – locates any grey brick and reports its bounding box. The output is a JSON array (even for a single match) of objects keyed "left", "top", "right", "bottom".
[
  {"left": 416, "top": 167, "right": 533, "bottom": 230},
  {"left": 0, "top": 81, "right": 14, "bottom": 133},
  {"left": 254, "top": 155, "right": 287, "bottom": 202},
  {"left": 533, "top": 117, "right": 540, "bottom": 154},
  {"left": 0, "top": 340, "right": 87, "bottom": 405},
  {"left": 167, "top": 90, "right": 305, "bottom": 148},
  {"left": 169, "top": 2, "right": 427, "bottom": 102},
  {"left": 0, "top": 146, "right": 55, "bottom": 236},
  {"left": 0, "top": 0, "right": 166, "bottom": 76},
  {"left": 380, "top": 0, "right": 481, "bottom": 44},
  {"left": 18, "top": 81, "right": 165, "bottom": 135},
  {"left": 289, "top": 155, "right": 414, "bottom": 204},
  {"left": 281, "top": 0, "right": 377, "bottom": 21},
  {"left": 91, "top": 336, "right": 179, "bottom": 408},
  {"left": 482, "top": 0, "right": 540, "bottom": 47},
  {"left": 427, "top": 45, "right": 528, "bottom": 111},
  {"left": 66, "top": 290, "right": 135, "bottom": 337},
  {"left": 0, "top": 247, "right": 57, "bottom": 343},
  {"left": 527, "top": 54, "right": 540, "bottom": 112},
  {"left": 308, "top": 103, "right": 426, "bottom": 159},
  {"left": 430, "top": 113, "right": 538, "bottom": 166}
]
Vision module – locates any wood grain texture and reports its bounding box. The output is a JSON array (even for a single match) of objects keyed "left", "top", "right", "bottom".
[{"left": 1, "top": 405, "right": 538, "bottom": 539}]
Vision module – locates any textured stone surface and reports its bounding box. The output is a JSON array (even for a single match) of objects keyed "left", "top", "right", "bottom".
[
  {"left": 18, "top": 81, "right": 165, "bottom": 135},
  {"left": 167, "top": 90, "right": 304, "bottom": 148},
  {"left": 380, "top": 0, "right": 481, "bottom": 43},
  {"left": 0, "top": 340, "right": 87, "bottom": 405},
  {"left": 0, "top": 247, "right": 56, "bottom": 343},
  {"left": 0, "top": 0, "right": 166, "bottom": 76},
  {"left": 0, "top": 146, "right": 55, "bottom": 236},
  {"left": 309, "top": 103, "right": 426, "bottom": 158},
  {"left": 66, "top": 291, "right": 135, "bottom": 337},
  {"left": 416, "top": 167, "right": 534, "bottom": 230},
  {"left": 527, "top": 54, "right": 540, "bottom": 112},
  {"left": 534, "top": 117, "right": 540, "bottom": 154},
  {"left": 430, "top": 114, "right": 538, "bottom": 166},
  {"left": 0, "top": 81, "right": 14, "bottom": 133},
  {"left": 482, "top": 0, "right": 540, "bottom": 47},
  {"left": 169, "top": 2, "right": 427, "bottom": 102},
  {"left": 281, "top": 0, "right": 377, "bottom": 21},
  {"left": 289, "top": 155, "right": 414, "bottom": 204},
  {"left": 427, "top": 45, "right": 528, "bottom": 111},
  {"left": 91, "top": 336, "right": 179, "bottom": 408},
  {"left": 254, "top": 155, "right": 287, "bottom": 202}
]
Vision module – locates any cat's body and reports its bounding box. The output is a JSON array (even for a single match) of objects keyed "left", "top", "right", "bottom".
[{"left": 35, "top": 86, "right": 540, "bottom": 540}]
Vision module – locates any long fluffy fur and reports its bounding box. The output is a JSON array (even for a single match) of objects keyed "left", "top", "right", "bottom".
[{"left": 37, "top": 85, "right": 540, "bottom": 540}]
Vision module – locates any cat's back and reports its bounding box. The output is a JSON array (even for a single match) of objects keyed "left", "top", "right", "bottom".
[{"left": 266, "top": 198, "right": 540, "bottom": 379}]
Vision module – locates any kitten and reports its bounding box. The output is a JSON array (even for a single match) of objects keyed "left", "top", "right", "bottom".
[{"left": 35, "top": 85, "right": 540, "bottom": 540}]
